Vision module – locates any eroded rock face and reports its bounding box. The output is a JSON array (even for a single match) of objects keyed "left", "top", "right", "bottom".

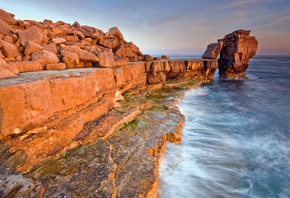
[
  {"left": 218, "top": 30, "right": 258, "bottom": 76},
  {"left": 202, "top": 41, "right": 223, "bottom": 59},
  {"left": 202, "top": 29, "right": 258, "bottom": 77}
]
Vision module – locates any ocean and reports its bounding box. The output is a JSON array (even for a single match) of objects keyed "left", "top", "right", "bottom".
[{"left": 157, "top": 55, "right": 290, "bottom": 198}]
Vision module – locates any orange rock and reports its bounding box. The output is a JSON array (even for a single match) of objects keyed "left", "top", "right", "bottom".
[
  {"left": 52, "top": 38, "right": 66, "bottom": 45},
  {"left": 61, "top": 50, "right": 79, "bottom": 68},
  {"left": 46, "top": 63, "right": 66, "bottom": 70},
  {"left": 108, "top": 27, "right": 124, "bottom": 42},
  {"left": 0, "top": 58, "right": 19, "bottom": 78},
  {"left": 7, "top": 61, "right": 43, "bottom": 72},
  {"left": 17, "top": 26, "right": 48, "bottom": 46},
  {"left": 31, "top": 50, "right": 59, "bottom": 65},
  {"left": 61, "top": 45, "right": 99, "bottom": 62},
  {"left": 42, "top": 44, "right": 57, "bottom": 54},
  {"left": 0, "top": 9, "right": 17, "bottom": 25},
  {"left": 98, "top": 49, "right": 115, "bottom": 67},
  {"left": 66, "top": 35, "right": 78, "bottom": 42},
  {"left": 161, "top": 55, "right": 170, "bottom": 60},
  {"left": 24, "top": 41, "right": 44, "bottom": 55},
  {"left": 1, "top": 40, "right": 22, "bottom": 58}
]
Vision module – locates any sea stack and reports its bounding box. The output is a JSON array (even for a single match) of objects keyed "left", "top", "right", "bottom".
[{"left": 202, "top": 29, "right": 258, "bottom": 77}]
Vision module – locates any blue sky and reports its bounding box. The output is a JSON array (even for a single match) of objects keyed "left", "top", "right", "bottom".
[{"left": 2, "top": 0, "right": 290, "bottom": 55}]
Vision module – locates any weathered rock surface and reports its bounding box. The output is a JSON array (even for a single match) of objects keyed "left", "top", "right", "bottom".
[
  {"left": 202, "top": 41, "right": 223, "bottom": 59},
  {"left": 17, "top": 26, "right": 48, "bottom": 46},
  {"left": 31, "top": 50, "right": 59, "bottom": 65},
  {"left": 0, "top": 9, "right": 17, "bottom": 25},
  {"left": 218, "top": 30, "right": 258, "bottom": 76},
  {"left": 98, "top": 49, "right": 115, "bottom": 67},
  {"left": 1, "top": 40, "right": 22, "bottom": 58},
  {"left": 0, "top": 19, "right": 14, "bottom": 36},
  {"left": 202, "top": 29, "right": 258, "bottom": 76},
  {"left": 61, "top": 45, "right": 99, "bottom": 62},
  {"left": 61, "top": 50, "right": 79, "bottom": 68},
  {"left": 0, "top": 58, "right": 19, "bottom": 78},
  {"left": 45, "top": 63, "right": 66, "bottom": 70},
  {"left": 24, "top": 41, "right": 44, "bottom": 55},
  {"left": 146, "top": 59, "right": 218, "bottom": 84},
  {"left": 7, "top": 61, "right": 43, "bottom": 72}
]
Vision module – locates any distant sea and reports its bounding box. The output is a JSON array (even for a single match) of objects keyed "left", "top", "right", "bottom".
[{"left": 157, "top": 55, "right": 290, "bottom": 198}]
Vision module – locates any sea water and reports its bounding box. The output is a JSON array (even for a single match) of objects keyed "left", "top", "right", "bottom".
[{"left": 158, "top": 55, "right": 290, "bottom": 198}]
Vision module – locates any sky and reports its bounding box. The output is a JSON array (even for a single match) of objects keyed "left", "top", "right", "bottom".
[{"left": 2, "top": 0, "right": 290, "bottom": 55}]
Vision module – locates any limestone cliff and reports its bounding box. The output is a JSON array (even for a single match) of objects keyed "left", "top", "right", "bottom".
[{"left": 0, "top": 8, "right": 219, "bottom": 198}]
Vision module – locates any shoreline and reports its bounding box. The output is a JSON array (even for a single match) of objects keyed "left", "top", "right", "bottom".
[{"left": 0, "top": 60, "right": 216, "bottom": 197}]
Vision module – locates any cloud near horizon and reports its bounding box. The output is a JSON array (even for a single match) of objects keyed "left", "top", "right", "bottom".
[{"left": 2, "top": 0, "right": 290, "bottom": 55}]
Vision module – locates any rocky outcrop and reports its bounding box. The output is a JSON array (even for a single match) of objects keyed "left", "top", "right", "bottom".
[
  {"left": 202, "top": 40, "right": 223, "bottom": 59},
  {"left": 202, "top": 29, "right": 258, "bottom": 77},
  {"left": 0, "top": 9, "right": 174, "bottom": 77},
  {"left": 146, "top": 59, "right": 218, "bottom": 84},
  {"left": 0, "top": 8, "right": 221, "bottom": 198},
  {"left": 219, "top": 30, "right": 258, "bottom": 76}
]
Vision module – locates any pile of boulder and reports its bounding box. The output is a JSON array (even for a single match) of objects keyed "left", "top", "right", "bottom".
[
  {"left": 202, "top": 29, "right": 258, "bottom": 76},
  {"left": 0, "top": 9, "right": 170, "bottom": 78}
]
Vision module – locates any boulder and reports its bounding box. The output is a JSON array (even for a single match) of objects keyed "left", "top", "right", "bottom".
[
  {"left": 2, "top": 36, "right": 13, "bottom": 44},
  {"left": 0, "top": 19, "right": 14, "bottom": 36},
  {"left": 0, "top": 9, "right": 17, "bottom": 25},
  {"left": 72, "top": 21, "right": 81, "bottom": 28},
  {"left": 46, "top": 63, "right": 66, "bottom": 70},
  {"left": 52, "top": 38, "right": 66, "bottom": 45},
  {"left": 17, "top": 26, "right": 48, "bottom": 46},
  {"left": 16, "top": 19, "right": 25, "bottom": 28},
  {"left": 61, "top": 45, "right": 99, "bottom": 62},
  {"left": 98, "top": 49, "right": 115, "bottom": 67},
  {"left": 0, "top": 58, "right": 19, "bottom": 78},
  {"left": 161, "top": 55, "right": 170, "bottom": 60},
  {"left": 1, "top": 40, "right": 22, "bottom": 57},
  {"left": 202, "top": 41, "right": 223, "bottom": 59},
  {"left": 31, "top": 50, "right": 59, "bottom": 65},
  {"left": 61, "top": 50, "right": 79, "bottom": 68},
  {"left": 43, "top": 19, "right": 53, "bottom": 26},
  {"left": 66, "top": 35, "right": 79, "bottom": 42},
  {"left": 24, "top": 41, "right": 44, "bottom": 55},
  {"left": 108, "top": 27, "right": 124, "bottom": 42},
  {"left": 42, "top": 44, "right": 57, "bottom": 53},
  {"left": 218, "top": 29, "right": 258, "bottom": 76},
  {"left": 8, "top": 61, "right": 43, "bottom": 72},
  {"left": 143, "top": 54, "right": 154, "bottom": 61}
]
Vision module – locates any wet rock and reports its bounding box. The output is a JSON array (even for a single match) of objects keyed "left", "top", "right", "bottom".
[{"left": 24, "top": 139, "right": 117, "bottom": 198}]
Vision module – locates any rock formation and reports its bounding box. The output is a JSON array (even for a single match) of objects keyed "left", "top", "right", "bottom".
[
  {"left": 0, "top": 9, "right": 172, "bottom": 79},
  {"left": 0, "top": 8, "right": 220, "bottom": 198},
  {"left": 202, "top": 29, "right": 258, "bottom": 77}
]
